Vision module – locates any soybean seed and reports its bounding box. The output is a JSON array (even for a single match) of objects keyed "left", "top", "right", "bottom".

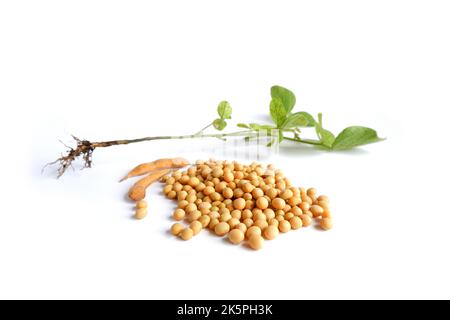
[
  {"left": 214, "top": 222, "right": 230, "bottom": 236},
  {"left": 180, "top": 228, "right": 194, "bottom": 240},
  {"left": 171, "top": 223, "right": 184, "bottom": 236},
  {"left": 320, "top": 218, "right": 333, "bottom": 230},
  {"left": 248, "top": 235, "right": 264, "bottom": 250},
  {"left": 190, "top": 221, "right": 203, "bottom": 235},
  {"left": 279, "top": 220, "right": 291, "bottom": 233},
  {"left": 136, "top": 200, "right": 148, "bottom": 209},
  {"left": 263, "top": 225, "right": 279, "bottom": 240},
  {"left": 173, "top": 209, "right": 186, "bottom": 221},
  {"left": 134, "top": 208, "right": 148, "bottom": 220},
  {"left": 228, "top": 229, "right": 245, "bottom": 245}
]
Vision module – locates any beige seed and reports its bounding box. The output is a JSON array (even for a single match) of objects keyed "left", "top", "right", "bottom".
[
  {"left": 256, "top": 197, "right": 269, "bottom": 210},
  {"left": 190, "top": 221, "right": 203, "bottom": 235},
  {"left": 228, "top": 229, "right": 245, "bottom": 245},
  {"left": 310, "top": 205, "right": 324, "bottom": 218},
  {"left": 263, "top": 225, "right": 279, "bottom": 240},
  {"left": 215, "top": 181, "right": 227, "bottom": 193},
  {"left": 189, "top": 177, "right": 200, "bottom": 187},
  {"left": 223, "top": 187, "right": 234, "bottom": 199},
  {"left": 134, "top": 208, "right": 148, "bottom": 220},
  {"left": 224, "top": 171, "right": 234, "bottom": 183},
  {"left": 280, "top": 189, "right": 294, "bottom": 200},
  {"left": 243, "top": 218, "right": 254, "bottom": 228},
  {"left": 266, "top": 188, "right": 278, "bottom": 199},
  {"left": 198, "top": 202, "right": 212, "bottom": 211},
  {"left": 253, "top": 219, "right": 268, "bottom": 230},
  {"left": 234, "top": 223, "right": 247, "bottom": 234},
  {"left": 209, "top": 218, "right": 220, "bottom": 230},
  {"left": 290, "top": 216, "right": 303, "bottom": 230},
  {"left": 322, "top": 209, "right": 332, "bottom": 219},
  {"left": 320, "top": 218, "right": 333, "bottom": 230},
  {"left": 288, "top": 197, "right": 301, "bottom": 207},
  {"left": 243, "top": 193, "right": 253, "bottom": 201},
  {"left": 178, "top": 200, "right": 189, "bottom": 209},
  {"left": 186, "top": 194, "right": 197, "bottom": 203},
  {"left": 231, "top": 210, "right": 242, "bottom": 219},
  {"left": 212, "top": 167, "right": 224, "bottom": 178},
  {"left": 220, "top": 213, "right": 232, "bottom": 222},
  {"left": 242, "top": 209, "right": 253, "bottom": 219},
  {"left": 300, "top": 202, "right": 310, "bottom": 212},
  {"left": 307, "top": 187, "right": 317, "bottom": 198},
  {"left": 203, "top": 186, "right": 215, "bottom": 196},
  {"left": 242, "top": 182, "right": 255, "bottom": 193},
  {"left": 268, "top": 219, "right": 279, "bottom": 227},
  {"left": 136, "top": 200, "right": 148, "bottom": 209},
  {"left": 253, "top": 212, "right": 266, "bottom": 221},
  {"left": 279, "top": 220, "right": 291, "bottom": 233},
  {"left": 185, "top": 203, "right": 198, "bottom": 213},
  {"left": 180, "top": 228, "right": 194, "bottom": 240},
  {"left": 187, "top": 210, "right": 201, "bottom": 222},
  {"left": 285, "top": 212, "right": 294, "bottom": 220},
  {"left": 272, "top": 198, "right": 286, "bottom": 210},
  {"left": 228, "top": 218, "right": 240, "bottom": 229},
  {"left": 214, "top": 222, "right": 230, "bottom": 236},
  {"left": 173, "top": 209, "right": 186, "bottom": 221},
  {"left": 246, "top": 226, "right": 262, "bottom": 239},
  {"left": 198, "top": 215, "right": 211, "bottom": 228},
  {"left": 248, "top": 235, "right": 264, "bottom": 250},
  {"left": 234, "top": 188, "right": 244, "bottom": 198},
  {"left": 167, "top": 190, "right": 177, "bottom": 199},
  {"left": 299, "top": 214, "right": 312, "bottom": 227},
  {"left": 210, "top": 192, "right": 222, "bottom": 202},
  {"left": 252, "top": 188, "right": 264, "bottom": 199},
  {"left": 171, "top": 223, "right": 184, "bottom": 236},
  {"left": 233, "top": 198, "right": 246, "bottom": 210},
  {"left": 291, "top": 206, "right": 303, "bottom": 216}
]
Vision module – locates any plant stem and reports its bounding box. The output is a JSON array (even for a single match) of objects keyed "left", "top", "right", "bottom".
[
  {"left": 48, "top": 130, "right": 255, "bottom": 177},
  {"left": 284, "top": 136, "right": 322, "bottom": 146},
  {"left": 195, "top": 123, "right": 213, "bottom": 136}
]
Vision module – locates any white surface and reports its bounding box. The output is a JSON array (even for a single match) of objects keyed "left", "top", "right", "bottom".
[{"left": 1, "top": 0, "right": 450, "bottom": 299}]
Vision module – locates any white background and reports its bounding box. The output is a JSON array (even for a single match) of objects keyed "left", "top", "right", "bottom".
[{"left": 1, "top": 0, "right": 449, "bottom": 299}]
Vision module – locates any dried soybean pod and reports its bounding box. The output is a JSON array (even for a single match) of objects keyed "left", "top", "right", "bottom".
[
  {"left": 120, "top": 158, "right": 189, "bottom": 182},
  {"left": 128, "top": 169, "right": 171, "bottom": 202}
]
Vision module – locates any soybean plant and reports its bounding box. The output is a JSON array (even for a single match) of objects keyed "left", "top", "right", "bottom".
[{"left": 47, "top": 85, "right": 384, "bottom": 177}]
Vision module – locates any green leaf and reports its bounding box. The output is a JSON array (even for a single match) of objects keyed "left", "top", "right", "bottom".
[
  {"left": 297, "top": 112, "right": 316, "bottom": 127},
  {"left": 217, "top": 101, "right": 232, "bottom": 119},
  {"left": 315, "top": 113, "right": 335, "bottom": 148},
  {"left": 332, "top": 126, "right": 384, "bottom": 150},
  {"left": 318, "top": 128, "right": 335, "bottom": 148},
  {"left": 271, "top": 85, "right": 296, "bottom": 114},
  {"left": 282, "top": 112, "right": 315, "bottom": 128},
  {"left": 270, "top": 98, "right": 287, "bottom": 128},
  {"left": 213, "top": 119, "right": 227, "bottom": 131}
]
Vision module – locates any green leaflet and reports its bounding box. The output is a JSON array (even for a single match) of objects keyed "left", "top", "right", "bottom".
[
  {"left": 213, "top": 119, "right": 227, "bottom": 131},
  {"left": 217, "top": 101, "right": 232, "bottom": 119},
  {"left": 271, "top": 85, "right": 296, "bottom": 114},
  {"left": 332, "top": 126, "right": 384, "bottom": 150},
  {"left": 315, "top": 113, "right": 335, "bottom": 149},
  {"left": 283, "top": 112, "right": 316, "bottom": 128},
  {"left": 270, "top": 98, "right": 287, "bottom": 128}
]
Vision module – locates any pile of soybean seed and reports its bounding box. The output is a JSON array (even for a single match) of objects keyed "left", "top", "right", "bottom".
[{"left": 161, "top": 159, "right": 332, "bottom": 250}]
